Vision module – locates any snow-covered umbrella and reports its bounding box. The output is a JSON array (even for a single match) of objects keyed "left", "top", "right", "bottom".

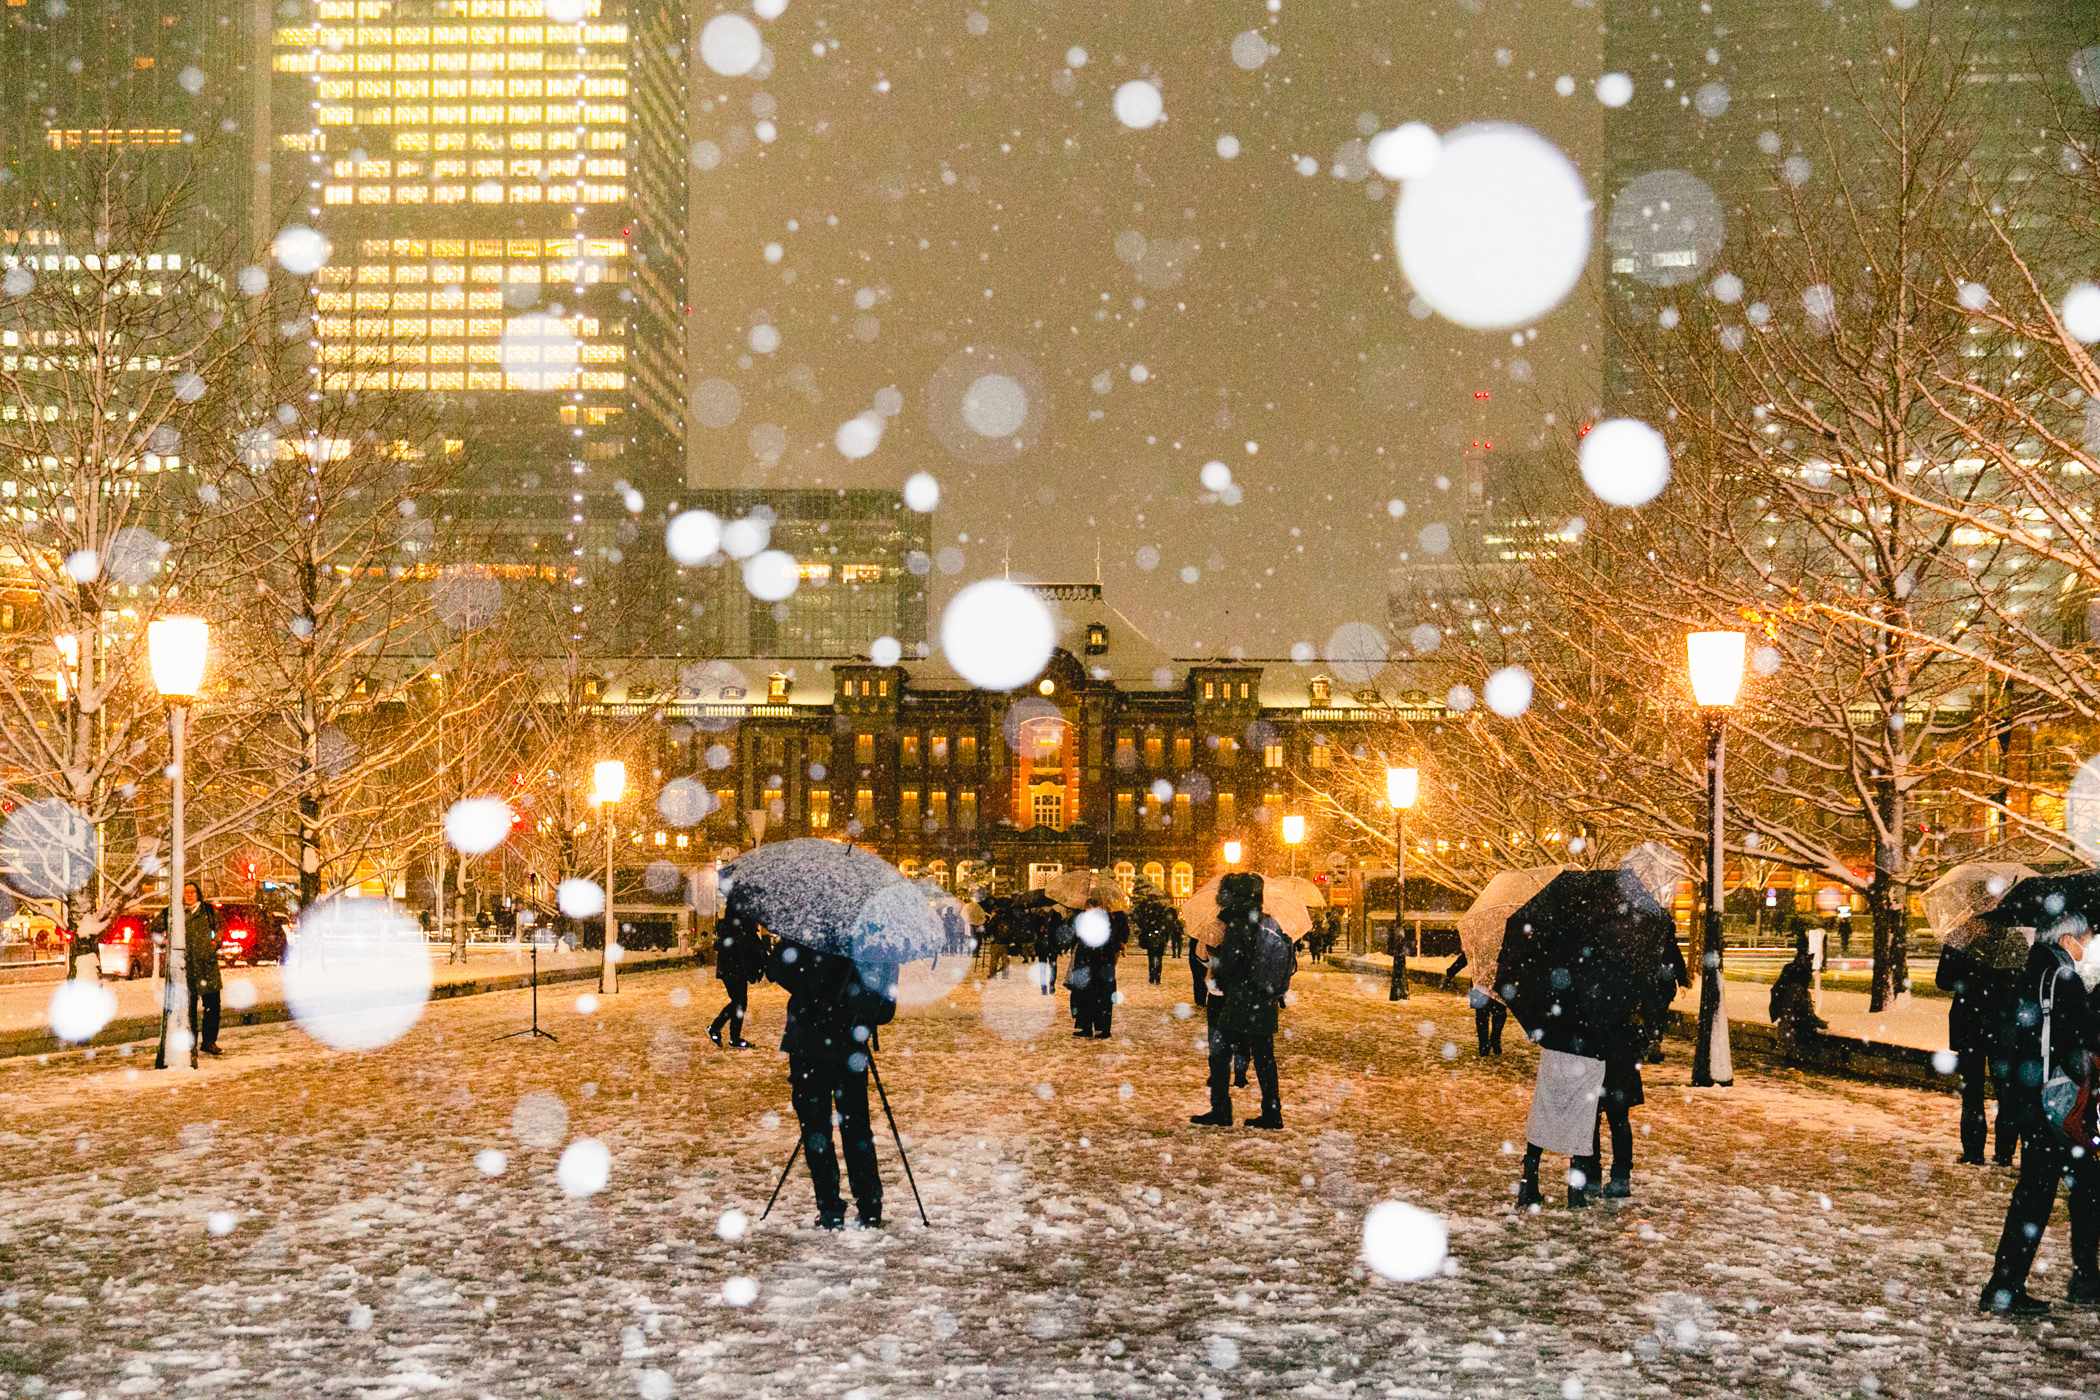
[
  {"left": 1044, "top": 868, "right": 1131, "bottom": 912},
  {"left": 1184, "top": 874, "right": 1312, "bottom": 950},
  {"left": 719, "top": 838, "right": 943, "bottom": 964},
  {"left": 1925, "top": 862, "right": 2037, "bottom": 953},
  {"left": 1457, "top": 865, "right": 1577, "bottom": 996}
]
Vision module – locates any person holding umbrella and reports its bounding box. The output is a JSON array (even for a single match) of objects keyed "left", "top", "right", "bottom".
[
  {"left": 1443, "top": 953, "right": 1507, "bottom": 1057},
  {"left": 1926, "top": 862, "right": 2038, "bottom": 1167},
  {"left": 1067, "top": 900, "right": 1126, "bottom": 1038},
  {"left": 722, "top": 839, "right": 943, "bottom": 1233}
]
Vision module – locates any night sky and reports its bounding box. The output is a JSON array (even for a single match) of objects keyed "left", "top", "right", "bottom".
[{"left": 680, "top": 0, "right": 1606, "bottom": 657}]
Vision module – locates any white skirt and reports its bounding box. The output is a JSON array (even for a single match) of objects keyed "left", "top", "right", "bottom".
[{"left": 1527, "top": 1048, "right": 1606, "bottom": 1156}]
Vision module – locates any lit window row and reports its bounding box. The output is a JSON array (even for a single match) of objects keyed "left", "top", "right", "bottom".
[
  {"left": 315, "top": 77, "right": 625, "bottom": 98},
  {"left": 318, "top": 370, "right": 627, "bottom": 391},
  {"left": 315, "top": 1, "right": 608, "bottom": 18},
  {"left": 275, "top": 23, "right": 626, "bottom": 46},
  {"left": 323, "top": 184, "right": 625, "bottom": 204},
  {"left": 318, "top": 105, "right": 616, "bottom": 125}
]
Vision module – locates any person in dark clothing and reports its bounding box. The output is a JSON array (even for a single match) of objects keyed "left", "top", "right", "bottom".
[
  {"left": 1134, "top": 896, "right": 1174, "bottom": 985},
  {"left": 1648, "top": 937, "right": 1693, "bottom": 1063},
  {"left": 1769, "top": 936, "right": 1827, "bottom": 1056},
  {"left": 1190, "top": 873, "right": 1284, "bottom": 1129},
  {"left": 1444, "top": 953, "right": 1507, "bottom": 1056},
  {"left": 1067, "top": 903, "right": 1126, "bottom": 1038},
  {"left": 1189, "top": 937, "right": 1209, "bottom": 1008},
  {"left": 1592, "top": 1018, "right": 1647, "bottom": 1198},
  {"left": 155, "top": 883, "right": 222, "bottom": 1067},
  {"left": 766, "top": 938, "right": 896, "bottom": 1230},
  {"left": 1940, "top": 939, "right": 2019, "bottom": 1166},
  {"left": 1032, "top": 911, "right": 1061, "bottom": 996},
  {"left": 1516, "top": 1008, "right": 1605, "bottom": 1210},
  {"left": 1982, "top": 925, "right": 2100, "bottom": 1315},
  {"left": 710, "top": 908, "right": 767, "bottom": 1048}
]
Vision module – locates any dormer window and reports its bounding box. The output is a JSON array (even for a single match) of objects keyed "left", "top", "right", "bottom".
[
  {"left": 768, "top": 672, "right": 789, "bottom": 701},
  {"left": 1310, "top": 675, "right": 1331, "bottom": 704},
  {"left": 1085, "top": 622, "right": 1109, "bottom": 655}
]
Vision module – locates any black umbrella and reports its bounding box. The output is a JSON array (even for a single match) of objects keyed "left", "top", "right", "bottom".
[
  {"left": 1980, "top": 871, "right": 2100, "bottom": 939},
  {"left": 719, "top": 838, "right": 942, "bottom": 963},
  {"left": 1494, "top": 869, "right": 1680, "bottom": 1051}
]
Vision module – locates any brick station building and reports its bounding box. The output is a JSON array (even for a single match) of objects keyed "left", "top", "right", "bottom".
[{"left": 607, "top": 583, "right": 1413, "bottom": 910}]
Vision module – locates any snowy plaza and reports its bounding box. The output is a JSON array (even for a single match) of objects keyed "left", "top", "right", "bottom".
[{"left": 1, "top": 957, "right": 2092, "bottom": 1400}]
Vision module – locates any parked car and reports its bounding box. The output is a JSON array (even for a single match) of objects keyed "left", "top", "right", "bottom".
[
  {"left": 97, "top": 912, "right": 161, "bottom": 980},
  {"left": 213, "top": 901, "right": 290, "bottom": 965}
]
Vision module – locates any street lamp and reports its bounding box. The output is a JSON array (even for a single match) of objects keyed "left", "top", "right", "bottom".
[
  {"left": 1687, "top": 629, "right": 1747, "bottom": 1088},
  {"left": 148, "top": 616, "right": 209, "bottom": 1072},
  {"left": 1281, "top": 813, "right": 1305, "bottom": 876},
  {"left": 593, "top": 759, "right": 625, "bottom": 995},
  {"left": 1221, "top": 839, "right": 1243, "bottom": 869},
  {"left": 1386, "top": 765, "right": 1419, "bottom": 1002}
]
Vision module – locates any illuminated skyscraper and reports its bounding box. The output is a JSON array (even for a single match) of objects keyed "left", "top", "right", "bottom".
[{"left": 267, "top": 0, "right": 686, "bottom": 551}]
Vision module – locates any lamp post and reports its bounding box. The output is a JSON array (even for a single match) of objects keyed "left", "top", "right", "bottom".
[
  {"left": 1386, "top": 765, "right": 1419, "bottom": 1002},
  {"left": 1280, "top": 814, "right": 1305, "bottom": 876},
  {"left": 148, "top": 616, "right": 209, "bottom": 1072},
  {"left": 1221, "top": 839, "right": 1243, "bottom": 872},
  {"left": 1687, "top": 629, "right": 1747, "bottom": 1088},
  {"left": 593, "top": 759, "right": 625, "bottom": 995}
]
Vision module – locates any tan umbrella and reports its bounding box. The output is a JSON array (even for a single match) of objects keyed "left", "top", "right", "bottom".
[
  {"left": 1457, "top": 865, "right": 1578, "bottom": 995},
  {"left": 1268, "top": 874, "right": 1328, "bottom": 909},
  {"left": 1925, "top": 862, "right": 2037, "bottom": 962},
  {"left": 1044, "top": 868, "right": 1131, "bottom": 912},
  {"left": 1184, "top": 874, "right": 1314, "bottom": 950}
]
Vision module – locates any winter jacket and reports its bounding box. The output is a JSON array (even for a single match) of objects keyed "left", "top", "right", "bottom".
[
  {"left": 766, "top": 941, "right": 896, "bottom": 1064},
  {"left": 1133, "top": 901, "right": 1176, "bottom": 954},
  {"left": 714, "top": 910, "right": 768, "bottom": 986},
  {"left": 1209, "top": 904, "right": 1282, "bottom": 1041},
  {"left": 1768, "top": 953, "right": 1824, "bottom": 1036},
  {"left": 159, "top": 901, "right": 221, "bottom": 990},
  {"left": 1936, "top": 944, "right": 2013, "bottom": 1056},
  {"left": 2007, "top": 940, "right": 2100, "bottom": 1131}
]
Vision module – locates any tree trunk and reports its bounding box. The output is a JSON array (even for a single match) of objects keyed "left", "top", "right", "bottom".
[{"left": 1868, "top": 770, "right": 1910, "bottom": 1011}]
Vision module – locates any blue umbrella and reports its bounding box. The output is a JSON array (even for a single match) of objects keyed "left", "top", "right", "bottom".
[{"left": 720, "top": 838, "right": 943, "bottom": 963}]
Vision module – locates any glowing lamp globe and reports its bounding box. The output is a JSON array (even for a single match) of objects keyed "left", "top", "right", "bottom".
[
  {"left": 1386, "top": 766, "right": 1420, "bottom": 811},
  {"left": 593, "top": 760, "right": 627, "bottom": 806},
  {"left": 147, "top": 616, "right": 210, "bottom": 699},
  {"left": 1281, "top": 815, "right": 1306, "bottom": 846},
  {"left": 1686, "top": 631, "right": 1748, "bottom": 708}
]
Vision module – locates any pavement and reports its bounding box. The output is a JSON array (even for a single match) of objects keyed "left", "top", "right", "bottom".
[{"left": 1, "top": 954, "right": 2094, "bottom": 1399}]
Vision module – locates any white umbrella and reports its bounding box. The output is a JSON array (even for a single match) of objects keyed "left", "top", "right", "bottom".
[
  {"left": 1925, "top": 862, "right": 2037, "bottom": 951},
  {"left": 1044, "top": 868, "right": 1131, "bottom": 912},
  {"left": 1457, "top": 865, "right": 1578, "bottom": 995},
  {"left": 1185, "top": 874, "right": 1313, "bottom": 950},
  {"left": 1268, "top": 874, "right": 1328, "bottom": 909}
]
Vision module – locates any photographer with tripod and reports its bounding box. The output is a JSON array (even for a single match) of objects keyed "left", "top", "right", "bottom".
[{"left": 766, "top": 937, "right": 896, "bottom": 1230}]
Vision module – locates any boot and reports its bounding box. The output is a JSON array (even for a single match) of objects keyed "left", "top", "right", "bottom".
[
  {"left": 1243, "top": 1115, "right": 1283, "bottom": 1130},
  {"left": 1189, "top": 1111, "right": 1233, "bottom": 1127},
  {"left": 1515, "top": 1178, "right": 1545, "bottom": 1209},
  {"left": 1979, "top": 1284, "right": 2050, "bottom": 1317},
  {"left": 2068, "top": 1271, "right": 2100, "bottom": 1306},
  {"left": 1602, "top": 1175, "right": 1632, "bottom": 1199}
]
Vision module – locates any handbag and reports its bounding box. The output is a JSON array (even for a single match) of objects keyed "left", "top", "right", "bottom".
[{"left": 2038, "top": 963, "right": 2096, "bottom": 1147}]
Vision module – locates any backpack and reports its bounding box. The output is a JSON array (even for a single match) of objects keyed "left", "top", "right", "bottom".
[
  {"left": 1253, "top": 918, "right": 1296, "bottom": 1000},
  {"left": 2038, "top": 961, "right": 2096, "bottom": 1147}
]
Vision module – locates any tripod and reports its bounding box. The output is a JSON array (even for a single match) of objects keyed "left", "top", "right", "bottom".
[
  {"left": 759, "top": 1053, "right": 928, "bottom": 1227},
  {"left": 493, "top": 938, "right": 558, "bottom": 1043}
]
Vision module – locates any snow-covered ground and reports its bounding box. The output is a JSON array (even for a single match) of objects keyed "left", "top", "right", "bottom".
[{"left": 0, "top": 956, "right": 2092, "bottom": 1398}]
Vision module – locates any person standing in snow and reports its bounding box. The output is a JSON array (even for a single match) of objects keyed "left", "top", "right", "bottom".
[
  {"left": 1940, "top": 936, "right": 2018, "bottom": 1167},
  {"left": 766, "top": 938, "right": 895, "bottom": 1230},
  {"left": 1980, "top": 922, "right": 2100, "bottom": 1315},
  {"left": 1190, "top": 873, "right": 1286, "bottom": 1129},
  {"left": 1443, "top": 952, "right": 1507, "bottom": 1056}
]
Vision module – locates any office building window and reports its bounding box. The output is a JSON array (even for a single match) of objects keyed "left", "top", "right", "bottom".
[
  {"left": 901, "top": 788, "right": 920, "bottom": 828},
  {"left": 1115, "top": 731, "right": 1136, "bottom": 770},
  {"left": 1310, "top": 743, "right": 1331, "bottom": 769},
  {"left": 901, "top": 734, "right": 920, "bottom": 765},
  {"left": 928, "top": 790, "right": 948, "bottom": 829},
  {"left": 855, "top": 733, "right": 875, "bottom": 766},
  {"left": 809, "top": 789, "right": 831, "bottom": 830},
  {"left": 1115, "top": 790, "right": 1134, "bottom": 831},
  {"left": 1171, "top": 861, "right": 1195, "bottom": 897},
  {"left": 957, "top": 734, "right": 977, "bottom": 767},
  {"left": 1113, "top": 861, "right": 1136, "bottom": 894},
  {"left": 856, "top": 788, "right": 875, "bottom": 826},
  {"left": 1217, "top": 792, "right": 1236, "bottom": 830},
  {"left": 1173, "top": 792, "right": 1191, "bottom": 828},
  {"left": 1263, "top": 742, "right": 1284, "bottom": 768},
  {"left": 958, "top": 791, "right": 978, "bottom": 831},
  {"left": 930, "top": 735, "right": 948, "bottom": 765},
  {"left": 1144, "top": 732, "right": 1163, "bottom": 767},
  {"left": 1173, "top": 734, "right": 1191, "bottom": 768},
  {"left": 1033, "top": 791, "right": 1064, "bottom": 830}
]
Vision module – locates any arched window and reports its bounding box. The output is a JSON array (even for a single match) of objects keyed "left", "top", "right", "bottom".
[
  {"left": 1142, "top": 860, "right": 1166, "bottom": 892},
  {"left": 1112, "top": 860, "right": 1136, "bottom": 894},
  {"left": 1170, "top": 861, "right": 1195, "bottom": 898},
  {"left": 898, "top": 857, "right": 921, "bottom": 880},
  {"left": 926, "top": 859, "right": 950, "bottom": 890}
]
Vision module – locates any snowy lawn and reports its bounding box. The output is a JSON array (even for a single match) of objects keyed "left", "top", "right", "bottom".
[{"left": 0, "top": 958, "right": 2092, "bottom": 1398}]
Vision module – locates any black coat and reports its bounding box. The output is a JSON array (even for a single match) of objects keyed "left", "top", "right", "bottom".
[
  {"left": 2006, "top": 940, "right": 2100, "bottom": 1130},
  {"left": 714, "top": 911, "right": 768, "bottom": 986},
  {"left": 766, "top": 941, "right": 896, "bottom": 1063},
  {"left": 1937, "top": 944, "right": 2013, "bottom": 1056}
]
